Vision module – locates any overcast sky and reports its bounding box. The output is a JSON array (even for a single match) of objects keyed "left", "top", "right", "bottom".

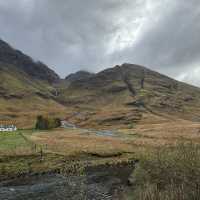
[{"left": 0, "top": 0, "right": 200, "bottom": 85}]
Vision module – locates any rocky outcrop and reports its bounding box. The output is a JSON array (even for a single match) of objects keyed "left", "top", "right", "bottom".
[
  {"left": 65, "top": 70, "right": 94, "bottom": 83},
  {"left": 0, "top": 39, "right": 59, "bottom": 83}
]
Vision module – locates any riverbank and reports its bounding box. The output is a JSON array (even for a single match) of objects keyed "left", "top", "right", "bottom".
[
  {"left": 0, "top": 159, "right": 136, "bottom": 200},
  {"left": 0, "top": 128, "right": 137, "bottom": 199}
]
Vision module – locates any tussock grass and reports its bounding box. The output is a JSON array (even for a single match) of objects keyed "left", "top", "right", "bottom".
[
  {"left": 0, "top": 129, "right": 135, "bottom": 180},
  {"left": 130, "top": 142, "right": 200, "bottom": 200}
]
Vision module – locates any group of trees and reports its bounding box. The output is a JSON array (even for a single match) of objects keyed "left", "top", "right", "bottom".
[{"left": 35, "top": 115, "right": 61, "bottom": 130}]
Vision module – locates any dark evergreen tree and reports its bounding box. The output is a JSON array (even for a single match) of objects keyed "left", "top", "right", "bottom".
[{"left": 35, "top": 115, "right": 61, "bottom": 130}]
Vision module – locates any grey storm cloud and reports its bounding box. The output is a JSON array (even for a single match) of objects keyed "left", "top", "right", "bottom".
[{"left": 0, "top": 0, "right": 200, "bottom": 86}]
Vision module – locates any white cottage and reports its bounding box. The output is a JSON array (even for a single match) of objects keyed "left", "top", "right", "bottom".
[{"left": 0, "top": 124, "right": 17, "bottom": 132}]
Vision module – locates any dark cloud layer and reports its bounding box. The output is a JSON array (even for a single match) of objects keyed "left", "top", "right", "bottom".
[{"left": 0, "top": 0, "right": 200, "bottom": 85}]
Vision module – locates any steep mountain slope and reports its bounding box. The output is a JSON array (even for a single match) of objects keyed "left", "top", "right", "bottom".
[
  {"left": 0, "top": 39, "right": 66, "bottom": 128},
  {"left": 0, "top": 39, "right": 59, "bottom": 83},
  {"left": 60, "top": 64, "right": 200, "bottom": 128},
  {"left": 1, "top": 38, "right": 200, "bottom": 129},
  {"left": 65, "top": 71, "right": 94, "bottom": 82}
]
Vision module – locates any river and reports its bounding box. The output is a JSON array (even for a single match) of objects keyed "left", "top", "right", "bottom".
[{"left": 0, "top": 161, "right": 135, "bottom": 200}]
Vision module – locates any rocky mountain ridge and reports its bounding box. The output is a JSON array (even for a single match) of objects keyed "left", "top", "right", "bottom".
[
  {"left": 1, "top": 38, "right": 200, "bottom": 128},
  {"left": 60, "top": 63, "right": 200, "bottom": 128},
  {"left": 65, "top": 70, "right": 94, "bottom": 82},
  {"left": 0, "top": 39, "right": 59, "bottom": 83}
]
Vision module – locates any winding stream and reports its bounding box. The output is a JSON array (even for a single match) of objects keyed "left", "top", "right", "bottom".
[{"left": 61, "top": 121, "right": 125, "bottom": 138}]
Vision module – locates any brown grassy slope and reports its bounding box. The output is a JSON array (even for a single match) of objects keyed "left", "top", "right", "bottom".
[
  {"left": 58, "top": 63, "right": 200, "bottom": 129},
  {"left": 2, "top": 38, "right": 200, "bottom": 130},
  {"left": 0, "top": 63, "right": 67, "bottom": 128}
]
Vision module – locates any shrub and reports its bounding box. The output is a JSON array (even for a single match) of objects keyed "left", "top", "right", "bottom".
[
  {"left": 35, "top": 115, "right": 61, "bottom": 130},
  {"left": 131, "top": 143, "right": 200, "bottom": 200},
  {"left": 35, "top": 115, "right": 47, "bottom": 130}
]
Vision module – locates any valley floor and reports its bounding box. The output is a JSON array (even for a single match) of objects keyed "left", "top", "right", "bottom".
[{"left": 1, "top": 120, "right": 200, "bottom": 199}]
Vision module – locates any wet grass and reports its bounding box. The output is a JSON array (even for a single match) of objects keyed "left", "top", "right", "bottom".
[{"left": 0, "top": 131, "right": 28, "bottom": 150}]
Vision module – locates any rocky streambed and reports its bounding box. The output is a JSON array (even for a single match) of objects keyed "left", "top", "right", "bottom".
[{"left": 0, "top": 161, "right": 135, "bottom": 200}]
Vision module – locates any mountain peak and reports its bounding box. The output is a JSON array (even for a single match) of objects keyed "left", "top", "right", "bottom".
[
  {"left": 65, "top": 70, "right": 94, "bottom": 82},
  {"left": 0, "top": 39, "right": 60, "bottom": 83}
]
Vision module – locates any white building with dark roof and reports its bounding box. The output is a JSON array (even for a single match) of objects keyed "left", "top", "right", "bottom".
[{"left": 0, "top": 121, "right": 17, "bottom": 132}]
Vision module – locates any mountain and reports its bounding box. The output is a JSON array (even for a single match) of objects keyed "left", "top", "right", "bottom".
[
  {"left": 65, "top": 70, "right": 94, "bottom": 82},
  {"left": 1, "top": 38, "right": 200, "bottom": 129},
  {"left": 0, "top": 39, "right": 66, "bottom": 128},
  {"left": 60, "top": 63, "right": 200, "bottom": 129},
  {"left": 0, "top": 39, "right": 59, "bottom": 83}
]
